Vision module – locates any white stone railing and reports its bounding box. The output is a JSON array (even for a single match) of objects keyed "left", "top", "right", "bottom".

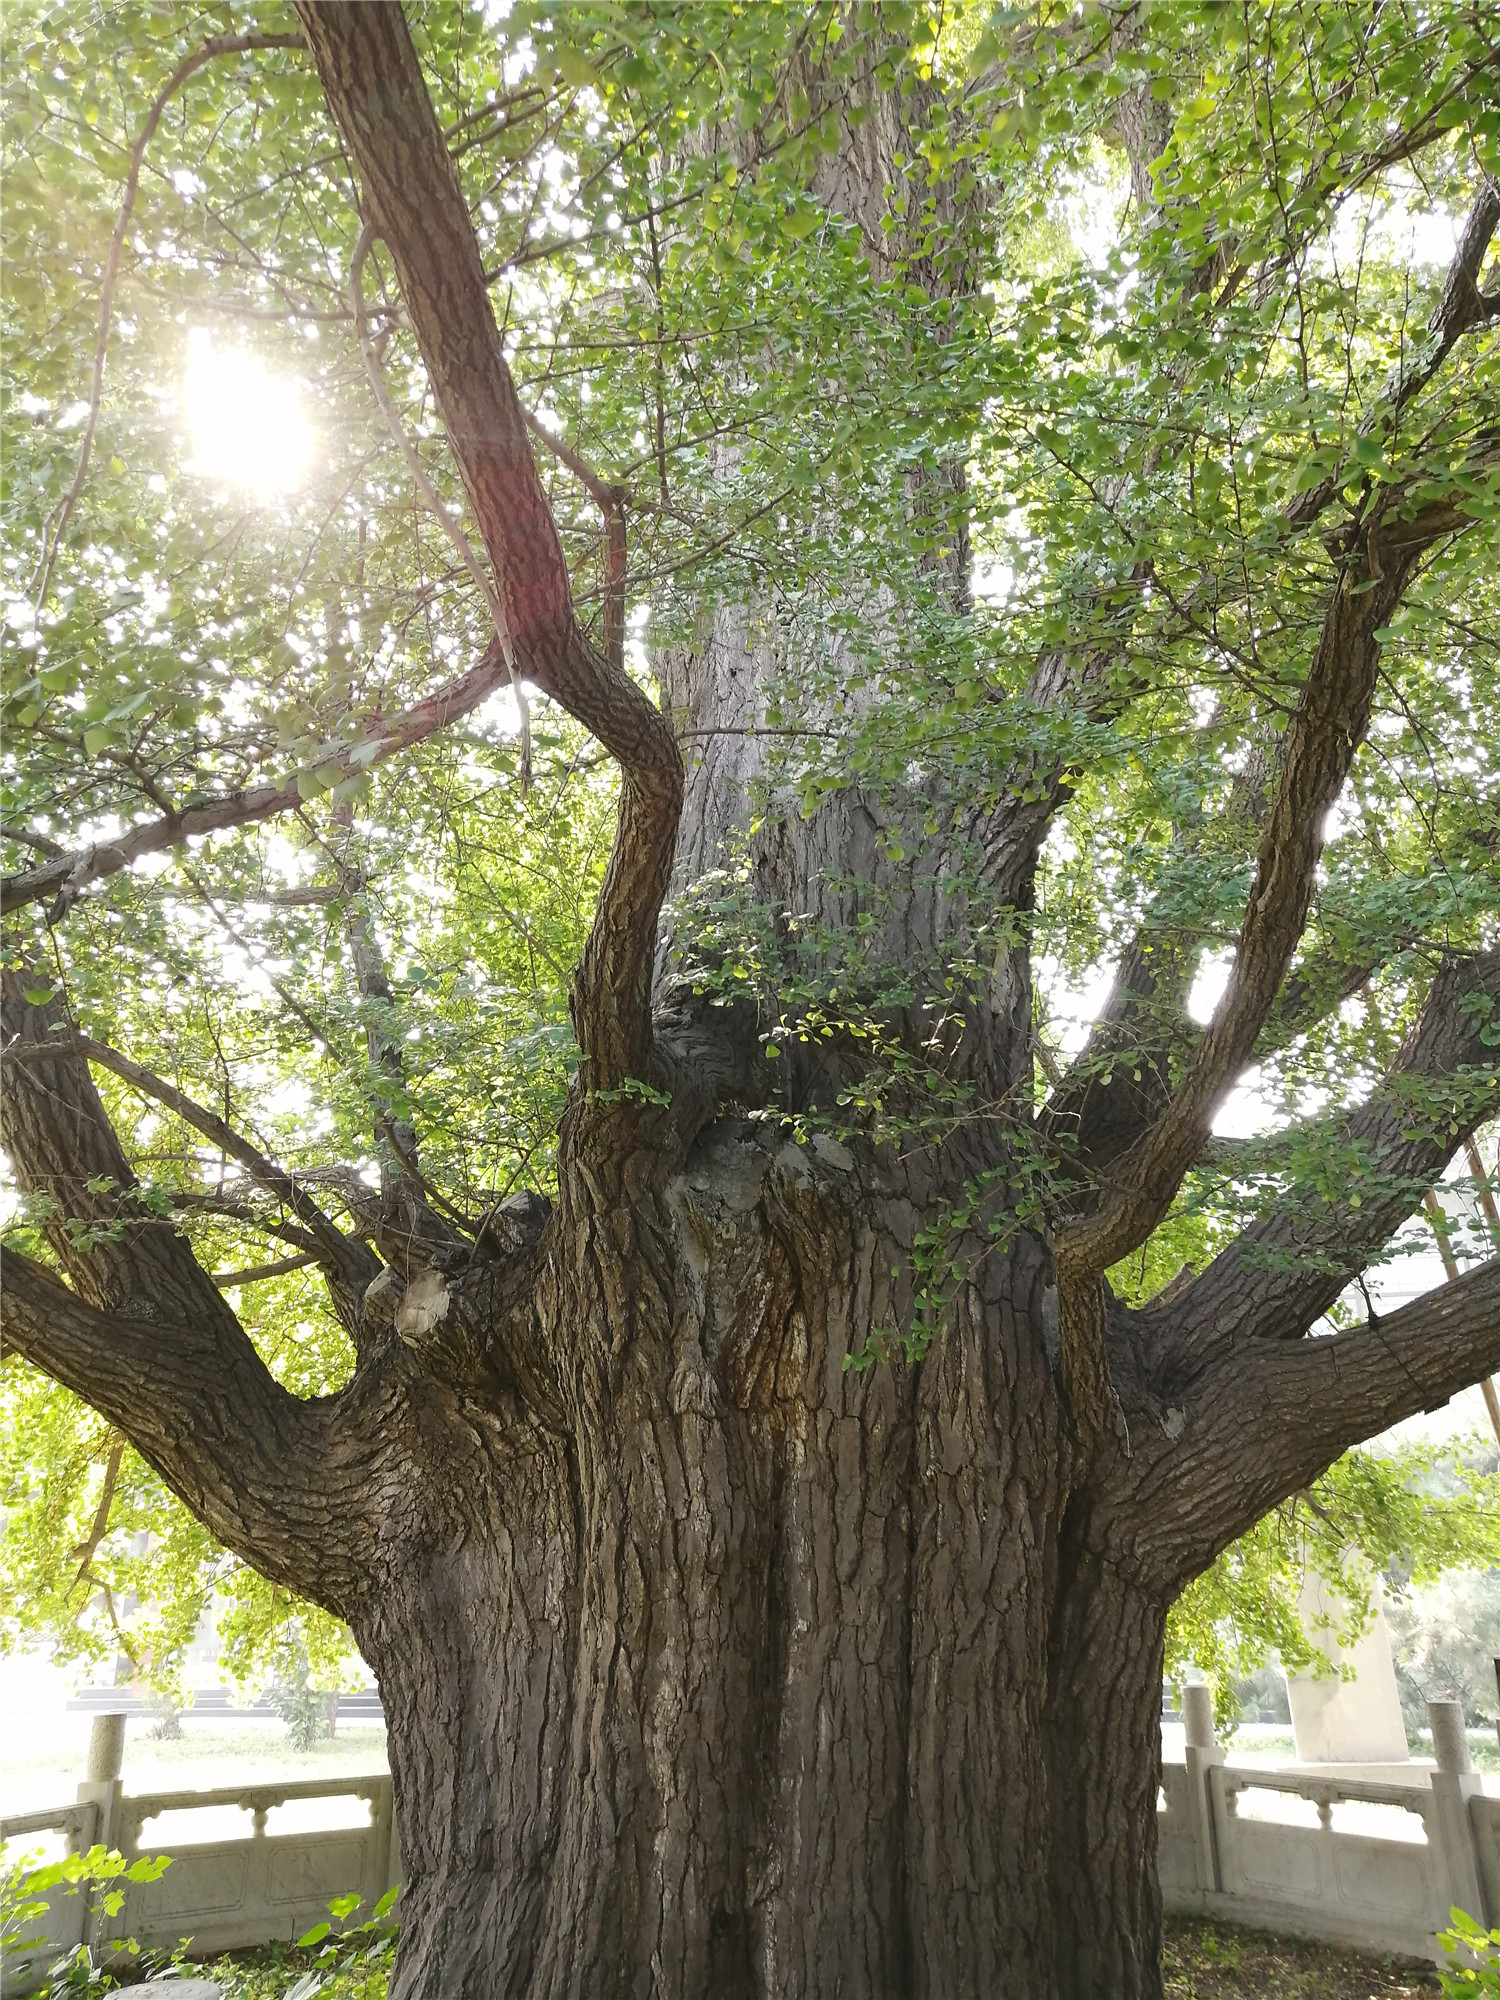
[
  {"left": 7, "top": 1699, "right": 1499, "bottom": 1988},
  {"left": 0, "top": 1800, "right": 103, "bottom": 1992},
  {"left": 106, "top": 1773, "right": 399, "bottom": 1957},
  {"left": 0, "top": 1718, "right": 399, "bottom": 1996},
  {"left": 1159, "top": 1687, "right": 1495, "bottom": 1965}
]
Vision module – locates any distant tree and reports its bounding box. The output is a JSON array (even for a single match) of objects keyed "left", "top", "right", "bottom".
[
  {"left": 1390, "top": 1568, "right": 1500, "bottom": 1731},
  {"left": 4, "top": 5, "right": 1500, "bottom": 1996},
  {"left": 1168, "top": 1437, "right": 1500, "bottom": 1725}
]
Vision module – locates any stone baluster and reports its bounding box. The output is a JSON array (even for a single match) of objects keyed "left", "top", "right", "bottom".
[
  {"left": 1426, "top": 1697, "right": 1485, "bottom": 1929},
  {"left": 75, "top": 1711, "right": 127, "bottom": 1947},
  {"left": 75, "top": 1711, "right": 125, "bottom": 1853},
  {"left": 1181, "top": 1684, "right": 1225, "bottom": 1895}
]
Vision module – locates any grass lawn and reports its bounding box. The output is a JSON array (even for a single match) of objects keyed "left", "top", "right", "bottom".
[
  {"left": 1218, "top": 1727, "right": 1500, "bottom": 1775},
  {"left": 1, "top": 1717, "right": 388, "bottom": 1818}
]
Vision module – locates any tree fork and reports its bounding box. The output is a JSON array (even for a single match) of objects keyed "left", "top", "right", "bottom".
[{"left": 8, "top": 13, "right": 1500, "bottom": 2000}]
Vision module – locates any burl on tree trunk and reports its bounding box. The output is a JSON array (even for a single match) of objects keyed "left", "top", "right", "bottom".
[{"left": 5, "top": 9, "right": 1500, "bottom": 1999}]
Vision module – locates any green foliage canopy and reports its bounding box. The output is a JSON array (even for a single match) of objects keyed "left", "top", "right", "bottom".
[{"left": 3, "top": 0, "right": 1499, "bottom": 1688}]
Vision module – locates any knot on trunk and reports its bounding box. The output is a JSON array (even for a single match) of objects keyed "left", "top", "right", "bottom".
[
  {"left": 472, "top": 1189, "right": 551, "bottom": 1261},
  {"left": 395, "top": 1267, "right": 452, "bottom": 1347}
]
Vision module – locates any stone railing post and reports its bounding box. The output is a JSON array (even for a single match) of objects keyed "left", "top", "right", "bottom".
[
  {"left": 75, "top": 1711, "right": 125, "bottom": 1849},
  {"left": 75, "top": 1710, "right": 128, "bottom": 1947},
  {"left": 1182, "top": 1684, "right": 1224, "bottom": 1895},
  {"left": 1427, "top": 1697, "right": 1484, "bottom": 1928}
]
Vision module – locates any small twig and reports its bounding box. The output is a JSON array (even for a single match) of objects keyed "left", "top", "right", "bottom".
[
  {"left": 13, "top": 1030, "right": 357, "bottom": 1277},
  {"left": 349, "top": 221, "right": 532, "bottom": 785},
  {"left": 1466, "top": 1135, "right": 1500, "bottom": 1251},
  {"left": 164, "top": 1187, "right": 325, "bottom": 1256},
  {"left": 1424, "top": 1185, "right": 1500, "bottom": 1445},
  {"left": 519, "top": 404, "right": 616, "bottom": 511},
  {"left": 70, "top": 1436, "right": 124, "bottom": 1589},
  {"left": 375, "top": 1115, "right": 478, "bottom": 1234},
  {"left": 212, "top": 1250, "right": 319, "bottom": 1288}
]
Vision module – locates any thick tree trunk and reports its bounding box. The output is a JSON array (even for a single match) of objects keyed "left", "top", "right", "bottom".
[
  {"left": 9, "top": 18, "right": 1500, "bottom": 2000},
  {"left": 339, "top": 1110, "right": 1168, "bottom": 2000}
]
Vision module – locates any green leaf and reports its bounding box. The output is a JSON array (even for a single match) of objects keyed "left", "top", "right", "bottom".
[
  {"left": 554, "top": 48, "right": 599, "bottom": 90},
  {"left": 778, "top": 203, "right": 822, "bottom": 241}
]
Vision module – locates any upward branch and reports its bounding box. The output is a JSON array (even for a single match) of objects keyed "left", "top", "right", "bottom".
[
  {"left": 1047, "top": 187, "right": 1500, "bottom": 1444},
  {"left": 0, "top": 973, "right": 378, "bottom": 1602},
  {"left": 1166, "top": 945, "right": 1500, "bottom": 1358},
  {"left": 295, "top": 2, "right": 683, "bottom": 1092},
  {"left": 1052, "top": 517, "right": 1425, "bottom": 1442},
  {"left": 1045, "top": 178, "right": 1500, "bottom": 1196},
  {"left": 1, "top": 1249, "right": 375, "bottom": 1610}
]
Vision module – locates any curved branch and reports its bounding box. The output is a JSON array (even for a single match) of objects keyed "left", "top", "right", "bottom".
[
  {"left": 1159, "top": 944, "right": 1500, "bottom": 1358},
  {"left": 0, "top": 1248, "right": 372, "bottom": 1612},
  {"left": 68, "top": 1032, "right": 364, "bottom": 1283},
  {"left": 1264, "top": 1255, "right": 1500, "bottom": 1471},
  {"left": 31, "top": 30, "right": 306, "bottom": 609},
  {"left": 294, "top": 0, "right": 682, "bottom": 1090},
  {"left": 349, "top": 222, "right": 532, "bottom": 786},
  {"left": 1138, "top": 1257, "right": 1500, "bottom": 1591},
  {"left": 1047, "top": 187, "right": 1500, "bottom": 1204},
  {"left": 1286, "top": 175, "right": 1500, "bottom": 533},
  {"left": 2, "top": 970, "right": 246, "bottom": 1323},
  {"left": 1052, "top": 480, "right": 1484, "bottom": 1441},
  {"left": 70, "top": 1435, "right": 124, "bottom": 1586},
  {"left": 1, "top": 635, "right": 512, "bottom": 920}
]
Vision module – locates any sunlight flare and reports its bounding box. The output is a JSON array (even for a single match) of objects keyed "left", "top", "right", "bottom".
[{"left": 181, "top": 330, "right": 314, "bottom": 493}]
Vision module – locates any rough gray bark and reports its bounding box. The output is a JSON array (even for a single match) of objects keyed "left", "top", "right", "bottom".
[{"left": 4, "top": 12, "right": 1500, "bottom": 2000}]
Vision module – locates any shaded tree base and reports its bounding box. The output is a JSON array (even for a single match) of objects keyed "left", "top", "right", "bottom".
[{"left": 138, "top": 1919, "right": 1441, "bottom": 1999}]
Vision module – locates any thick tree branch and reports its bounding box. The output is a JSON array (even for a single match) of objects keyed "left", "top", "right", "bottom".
[
  {"left": 295, "top": 1, "right": 682, "bottom": 1091},
  {"left": 1050, "top": 454, "right": 1497, "bottom": 1444},
  {"left": 349, "top": 221, "right": 533, "bottom": 786},
  {"left": 1043, "top": 185, "right": 1500, "bottom": 1203},
  {"left": 1158, "top": 945, "right": 1500, "bottom": 1357},
  {"left": 1259, "top": 1255, "right": 1500, "bottom": 1474},
  {"left": 3, "top": 970, "right": 244, "bottom": 1323},
  {"left": 1053, "top": 488, "right": 1470, "bottom": 1364},
  {"left": 0, "top": 1247, "right": 372, "bottom": 1611},
  {"left": 2, "top": 971, "right": 381, "bottom": 1604},
  {"left": 1138, "top": 1257, "right": 1500, "bottom": 1591}
]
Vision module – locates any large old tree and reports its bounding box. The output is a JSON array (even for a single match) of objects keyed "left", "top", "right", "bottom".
[{"left": 4, "top": 3, "right": 1500, "bottom": 1995}]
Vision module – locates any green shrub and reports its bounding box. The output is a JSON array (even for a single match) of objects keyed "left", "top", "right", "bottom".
[
  {"left": 1, "top": 1845, "right": 172, "bottom": 1997},
  {"left": 1439, "top": 1908, "right": 1500, "bottom": 1994}
]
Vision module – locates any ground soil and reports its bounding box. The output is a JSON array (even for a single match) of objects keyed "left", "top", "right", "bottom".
[{"left": 1164, "top": 1918, "right": 1441, "bottom": 1997}]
